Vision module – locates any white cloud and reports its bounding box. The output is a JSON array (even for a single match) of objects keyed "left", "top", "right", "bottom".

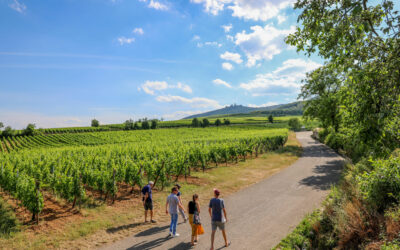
[
  {"left": 226, "top": 35, "right": 234, "bottom": 42},
  {"left": 235, "top": 24, "right": 295, "bottom": 67},
  {"left": 139, "top": 81, "right": 192, "bottom": 95},
  {"left": 156, "top": 95, "right": 222, "bottom": 109},
  {"left": 222, "top": 62, "right": 233, "bottom": 71},
  {"left": 213, "top": 79, "right": 232, "bottom": 88},
  {"left": 239, "top": 58, "right": 322, "bottom": 96},
  {"left": 139, "top": 0, "right": 169, "bottom": 11},
  {"left": 191, "top": 0, "right": 294, "bottom": 21},
  {"left": 221, "top": 23, "right": 233, "bottom": 33},
  {"left": 9, "top": 0, "right": 26, "bottom": 13},
  {"left": 191, "top": 0, "right": 228, "bottom": 15},
  {"left": 277, "top": 15, "right": 286, "bottom": 24},
  {"left": 117, "top": 36, "right": 135, "bottom": 45},
  {"left": 197, "top": 41, "right": 222, "bottom": 48},
  {"left": 248, "top": 102, "right": 278, "bottom": 108},
  {"left": 175, "top": 82, "right": 193, "bottom": 94},
  {"left": 192, "top": 35, "right": 201, "bottom": 41},
  {"left": 220, "top": 51, "right": 242, "bottom": 64},
  {"left": 140, "top": 81, "right": 169, "bottom": 95},
  {"left": 133, "top": 27, "right": 144, "bottom": 35}
]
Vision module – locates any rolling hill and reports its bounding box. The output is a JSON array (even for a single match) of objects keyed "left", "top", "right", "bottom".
[{"left": 184, "top": 101, "right": 304, "bottom": 119}]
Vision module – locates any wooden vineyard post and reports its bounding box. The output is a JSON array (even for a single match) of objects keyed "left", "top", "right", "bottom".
[
  {"left": 112, "top": 169, "right": 116, "bottom": 204},
  {"left": 35, "top": 180, "right": 40, "bottom": 225}
]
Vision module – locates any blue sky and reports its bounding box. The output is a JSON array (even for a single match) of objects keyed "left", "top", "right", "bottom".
[{"left": 0, "top": 0, "right": 324, "bottom": 129}]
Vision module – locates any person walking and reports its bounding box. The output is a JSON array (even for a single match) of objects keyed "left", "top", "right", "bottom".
[
  {"left": 188, "top": 194, "right": 201, "bottom": 246},
  {"left": 166, "top": 187, "right": 186, "bottom": 237},
  {"left": 142, "top": 181, "right": 156, "bottom": 223},
  {"left": 209, "top": 189, "right": 229, "bottom": 250},
  {"left": 175, "top": 184, "right": 188, "bottom": 223}
]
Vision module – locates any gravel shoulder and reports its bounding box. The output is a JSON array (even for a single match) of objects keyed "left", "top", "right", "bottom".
[{"left": 99, "top": 131, "right": 344, "bottom": 250}]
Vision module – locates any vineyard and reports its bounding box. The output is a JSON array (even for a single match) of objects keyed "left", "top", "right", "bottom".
[{"left": 0, "top": 126, "right": 288, "bottom": 222}]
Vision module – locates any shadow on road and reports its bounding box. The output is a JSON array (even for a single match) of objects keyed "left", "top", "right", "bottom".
[
  {"left": 169, "top": 242, "right": 193, "bottom": 250},
  {"left": 106, "top": 222, "right": 143, "bottom": 234},
  {"left": 302, "top": 142, "right": 339, "bottom": 158},
  {"left": 135, "top": 225, "right": 170, "bottom": 237},
  {"left": 127, "top": 236, "right": 170, "bottom": 250},
  {"left": 298, "top": 160, "right": 343, "bottom": 190}
]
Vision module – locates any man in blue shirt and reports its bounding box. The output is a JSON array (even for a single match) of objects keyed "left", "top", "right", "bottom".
[
  {"left": 142, "top": 181, "right": 156, "bottom": 223},
  {"left": 209, "top": 189, "right": 229, "bottom": 250}
]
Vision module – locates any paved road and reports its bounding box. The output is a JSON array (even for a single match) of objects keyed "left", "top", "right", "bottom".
[{"left": 99, "top": 131, "right": 344, "bottom": 250}]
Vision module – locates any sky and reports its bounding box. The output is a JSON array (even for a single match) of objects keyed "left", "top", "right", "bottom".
[{"left": 0, "top": 0, "right": 324, "bottom": 129}]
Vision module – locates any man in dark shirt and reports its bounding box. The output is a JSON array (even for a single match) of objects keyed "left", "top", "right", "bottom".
[
  {"left": 142, "top": 181, "right": 156, "bottom": 223},
  {"left": 209, "top": 189, "right": 229, "bottom": 250}
]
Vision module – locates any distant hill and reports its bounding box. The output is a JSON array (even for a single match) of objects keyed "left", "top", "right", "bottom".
[{"left": 184, "top": 101, "right": 304, "bottom": 119}]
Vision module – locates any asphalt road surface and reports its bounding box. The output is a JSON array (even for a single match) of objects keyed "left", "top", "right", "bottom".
[{"left": 99, "top": 131, "right": 344, "bottom": 250}]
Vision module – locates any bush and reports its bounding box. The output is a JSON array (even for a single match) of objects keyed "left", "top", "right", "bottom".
[
  {"left": 202, "top": 118, "right": 210, "bottom": 128},
  {"left": 223, "top": 119, "right": 230, "bottom": 125},
  {"left": 91, "top": 119, "right": 99, "bottom": 127},
  {"left": 288, "top": 118, "right": 301, "bottom": 131},
  {"left": 215, "top": 119, "right": 222, "bottom": 126},
  {"left": 23, "top": 123, "right": 36, "bottom": 136},
  {"left": 151, "top": 120, "right": 157, "bottom": 129},
  {"left": 1, "top": 126, "right": 14, "bottom": 137},
  {"left": 141, "top": 121, "right": 150, "bottom": 129},
  {"left": 359, "top": 156, "right": 400, "bottom": 211},
  {"left": 192, "top": 118, "right": 201, "bottom": 127},
  {"left": 124, "top": 119, "right": 134, "bottom": 130},
  {"left": 0, "top": 198, "right": 19, "bottom": 236}
]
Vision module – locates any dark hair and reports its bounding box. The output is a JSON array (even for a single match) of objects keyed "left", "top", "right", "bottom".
[
  {"left": 192, "top": 194, "right": 198, "bottom": 202},
  {"left": 175, "top": 184, "right": 181, "bottom": 189},
  {"left": 171, "top": 187, "right": 178, "bottom": 192}
]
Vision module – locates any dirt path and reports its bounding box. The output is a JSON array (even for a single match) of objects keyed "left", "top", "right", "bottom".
[{"left": 99, "top": 131, "right": 344, "bottom": 250}]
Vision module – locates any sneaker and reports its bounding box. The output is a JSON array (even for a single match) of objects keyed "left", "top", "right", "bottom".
[
  {"left": 184, "top": 218, "right": 187, "bottom": 223},
  {"left": 173, "top": 233, "right": 180, "bottom": 237},
  {"left": 169, "top": 232, "right": 173, "bottom": 237},
  {"left": 151, "top": 220, "right": 157, "bottom": 223}
]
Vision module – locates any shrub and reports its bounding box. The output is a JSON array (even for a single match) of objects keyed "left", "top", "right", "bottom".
[
  {"left": 91, "top": 119, "right": 99, "bottom": 127},
  {"left": 202, "top": 118, "right": 210, "bottom": 128},
  {"left": 288, "top": 118, "right": 301, "bottom": 131},
  {"left": 151, "top": 120, "right": 157, "bottom": 129},
  {"left": 0, "top": 198, "right": 19, "bottom": 236},
  {"left": 1, "top": 126, "right": 14, "bottom": 137},
  {"left": 215, "top": 119, "right": 222, "bottom": 126},
  {"left": 191, "top": 118, "right": 201, "bottom": 127},
  {"left": 23, "top": 123, "right": 36, "bottom": 136},
  {"left": 223, "top": 119, "right": 230, "bottom": 125},
  {"left": 141, "top": 121, "right": 150, "bottom": 129},
  {"left": 358, "top": 156, "right": 400, "bottom": 211}
]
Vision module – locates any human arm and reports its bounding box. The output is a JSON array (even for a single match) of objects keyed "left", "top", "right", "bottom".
[
  {"left": 223, "top": 208, "right": 227, "bottom": 222},
  {"left": 166, "top": 199, "right": 169, "bottom": 214},
  {"left": 196, "top": 201, "right": 200, "bottom": 214},
  {"left": 208, "top": 207, "right": 212, "bottom": 218},
  {"left": 144, "top": 192, "right": 149, "bottom": 204},
  {"left": 178, "top": 200, "right": 186, "bottom": 213}
]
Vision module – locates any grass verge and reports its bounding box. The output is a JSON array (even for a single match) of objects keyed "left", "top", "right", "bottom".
[{"left": 0, "top": 131, "right": 302, "bottom": 250}]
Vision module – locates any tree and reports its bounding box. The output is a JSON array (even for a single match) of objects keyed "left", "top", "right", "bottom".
[
  {"left": 288, "top": 118, "right": 301, "bottom": 131},
  {"left": 268, "top": 115, "right": 273, "bottom": 123},
  {"left": 287, "top": 0, "right": 400, "bottom": 154},
  {"left": 23, "top": 123, "right": 36, "bottom": 136},
  {"left": 202, "top": 118, "right": 210, "bottom": 128},
  {"left": 141, "top": 121, "right": 150, "bottom": 130},
  {"left": 191, "top": 118, "right": 200, "bottom": 127},
  {"left": 224, "top": 119, "right": 231, "bottom": 125},
  {"left": 124, "top": 119, "right": 134, "bottom": 130},
  {"left": 215, "top": 119, "right": 222, "bottom": 127},
  {"left": 133, "top": 122, "right": 140, "bottom": 130},
  {"left": 299, "top": 64, "right": 342, "bottom": 132},
  {"left": 2, "top": 126, "right": 14, "bottom": 137},
  {"left": 0, "top": 122, "right": 3, "bottom": 129},
  {"left": 151, "top": 120, "right": 157, "bottom": 129},
  {"left": 91, "top": 119, "right": 99, "bottom": 127}
]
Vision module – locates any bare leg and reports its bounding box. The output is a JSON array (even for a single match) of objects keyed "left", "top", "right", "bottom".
[
  {"left": 211, "top": 230, "right": 216, "bottom": 250},
  {"left": 222, "top": 230, "right": 228, "bottom": 246},
  {"left": 150, "top": 210, "right": 153, "bottom": 221},
  {"left": 144, "top": 210, "right": 148, "bottom": 222}
]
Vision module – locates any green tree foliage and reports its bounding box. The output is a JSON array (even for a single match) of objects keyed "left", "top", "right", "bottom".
[
  {"left": 124, "top": 119, "right": 134, "bottom": 130},
  {"left": 23, "top": 123, "right": 36, "bottom": 136},
  {"left": 0, "top": 122, "right": 3, "bottom": 129},
  {"left": 191, "top": 118, "right": 201, "bottom": 127},
  {"left": 0, "top": 198, "right": 19, "bottom": 235},
  {"left": 91, "top": 119, "right": 100, "bottom": 127},
  {"left": 299, "top": 65, "right": 342, "bottom": 132},
  {"left": 288, "top": 118, "right": 301, "bottom": 131},
  {"left": 141, "top": 120, "right": 150, "bottom": 130},
  {"left": 133, "top": 122, "right": 140, "bottom": 130},
  {"left": 2, "top": 126, "right": 14, "bottom": 137},
  {"left": 215, "top": 119, "right": 222, "bottom": 127},
  {"left": 224, "top": 119, "right": 231, "bottom": 125},
  {"left": 202, "top": 118, "right": 210, "bottom": 128},
  {"left": 268, "top": 115, "right": 273, "bottom": 123},
  {"left": 151, "top": 120, "right": 158, "bottom": 129},
  {"left": 287, "top": 0, "right": 400, "bottom": 156}
]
